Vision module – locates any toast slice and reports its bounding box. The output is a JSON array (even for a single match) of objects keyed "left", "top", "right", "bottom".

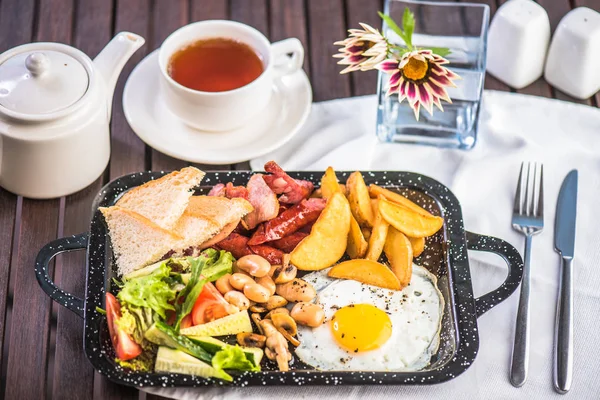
[
  {"left": 100, "top": 206, "right": 183, "bottom": 277},
  {"left": 174, "top": 196, "right": 253, "bottom": 249},
  {"left": 116, "top": 167, "right": 205, "bottom": 230}
]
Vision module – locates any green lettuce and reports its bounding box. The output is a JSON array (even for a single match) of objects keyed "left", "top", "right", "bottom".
[
  {"left": 117, "top": 305, "right": 155, "bottom": 349},
  {"left": 174, "top": 250, "right": 234, "bottom": 331},
  {"left": 212, "top": 346, "right": 260, "bottom": 372},
  {"left": 117, "top": 262, "right": 176, "bottom": 319}
]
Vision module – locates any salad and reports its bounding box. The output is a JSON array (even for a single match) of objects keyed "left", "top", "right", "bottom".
[{"left": 102, "top": 249, "right": 262, "bottom": 381}]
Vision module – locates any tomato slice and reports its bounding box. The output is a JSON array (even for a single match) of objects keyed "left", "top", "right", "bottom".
[
  {"left": 105, "top": 293, "right": 142, "bottom": 361},
  {"left": 191, "top": 282, "right": 236, "bottom": 326},
  {"left": 180, "top": 314, "right": 193, "bottom": 329}
]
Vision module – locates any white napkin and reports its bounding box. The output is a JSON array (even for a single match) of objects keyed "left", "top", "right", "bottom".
[{"left": 147, "top": 91, "right": 600, "bottom": 399}]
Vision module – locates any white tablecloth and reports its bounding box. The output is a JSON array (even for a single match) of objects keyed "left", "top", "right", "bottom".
[{"left": 148, "top": 90, "right": 600, "bottom": 399}]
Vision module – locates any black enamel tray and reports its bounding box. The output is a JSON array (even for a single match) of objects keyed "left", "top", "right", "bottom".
[{"left": 36, "top": 171, "right": 523, "bottom": 388}]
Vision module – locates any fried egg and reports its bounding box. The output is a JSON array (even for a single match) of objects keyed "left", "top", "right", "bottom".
[{"left": 295, "top": 264, "right": 444, "bottom": 371}]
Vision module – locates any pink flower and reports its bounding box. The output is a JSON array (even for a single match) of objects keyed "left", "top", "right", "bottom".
[
  {"left": 376, "top": 49, "right": 461, "bottom": 120},
  {"left": 334, "top": 23, "right": 388, "bottom": 74}
]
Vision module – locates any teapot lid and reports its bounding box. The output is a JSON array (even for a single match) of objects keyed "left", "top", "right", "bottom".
[{"left": 0, "top": 49, "right": 88, "bottom": 116}]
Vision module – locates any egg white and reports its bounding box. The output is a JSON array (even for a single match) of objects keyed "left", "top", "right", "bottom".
[{"left": 295, "top": 264, "right": 444, "bottom": 371}]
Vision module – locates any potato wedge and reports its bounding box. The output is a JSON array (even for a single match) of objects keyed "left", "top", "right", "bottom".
[
  {"left": 384, "top": 228, "right": 413, "bottom": 288},
  {"left": 365, "top": 198, "right": 390, "bottom": 261},
  {"left": 361, "top": 226, "right": 371, "bottom": 241},
  {"left": 310, "top": 188, "right": 323, "bottom": 198},
  {"left": 346, "top": 215, "right": 368, "bottom": 259},
  {"left": 320, "top": 167, "right": 343, "bottom": 200},
  {"left": 328, "top": 259, "right": 400, "bottom": 290},
  {"left": 408, "top": 236, "right": 425, "bottom": 257},
  {"left": 379, "top": 197, "right": 443, "bottom": 238},
  {"left": 291, "top": 192, "right": 351, "bottom": 270},
  {"left": 369, "top": 184, "right": 433, "bottom": 217},
  {"left": 346, "top": 172, "right": 374, "bottom": 227}
]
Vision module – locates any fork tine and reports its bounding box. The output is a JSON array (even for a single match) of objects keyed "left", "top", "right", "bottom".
[
  {"left": 524, "top": 162, "right": 531, "bottom": 216},
  {"left": 531, "top": 162, "right": 538, "bottom": 216},
  {"left": 513, "top": 162, "right": 525, "bottom": 215},
  {"left": 537, "top": 164, "right": 544, "bottom": 218}
]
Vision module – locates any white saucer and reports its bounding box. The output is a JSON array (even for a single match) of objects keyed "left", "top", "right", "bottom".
[{"left": 123, "top": 50, "right": 312, "bottom": 165}]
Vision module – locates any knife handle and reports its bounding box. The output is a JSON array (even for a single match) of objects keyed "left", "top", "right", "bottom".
[
  {"left": 554, "top": 257, "right": 573, "bottom": 394},
  {"left": 510, "top": 234, "right": 532, "bottom": 387}
]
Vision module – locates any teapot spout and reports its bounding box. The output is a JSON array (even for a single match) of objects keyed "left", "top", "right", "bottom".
[{"left": 93, "top": 32, "right": 145, "bottom": 118}]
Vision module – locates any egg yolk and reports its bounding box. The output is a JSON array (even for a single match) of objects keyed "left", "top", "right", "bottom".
[{"left": 330, "top": 304, "right": 392, "bottom": 352}]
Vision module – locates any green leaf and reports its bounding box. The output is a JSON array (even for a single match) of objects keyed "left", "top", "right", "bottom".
[
  {"left": 212, "top": 346, "right": 260, "bottom": 372},
  {"left": 424, "top": 47, "right": 452, "bottom": 57},
  {"left": 378, "top": 11, "right": 408, "bottom": 47},
  {"left": 117, "top": 263, "right": 176, "bottom": 319},
  {"left": 173, "top": 250, "right": 233, "bottom": 331},
  {"left": 402, "top": 8, "right": 415, "bottom": 48}
]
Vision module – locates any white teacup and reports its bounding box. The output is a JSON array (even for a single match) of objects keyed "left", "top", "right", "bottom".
[{"left": 159, "top": 20, "right": 304, "bottom": 132}]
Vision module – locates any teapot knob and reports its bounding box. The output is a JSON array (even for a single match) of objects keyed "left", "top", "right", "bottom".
[{"left": 25, "top": 53, "right": 50, "bottom": 77}]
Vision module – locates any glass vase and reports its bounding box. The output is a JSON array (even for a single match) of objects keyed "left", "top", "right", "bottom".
[{"left": 376, "top": 0, "right": 490, "bottom": 149}]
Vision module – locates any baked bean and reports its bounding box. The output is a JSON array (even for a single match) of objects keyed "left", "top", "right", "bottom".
[
  {"left": 215, "top": 274, "right": 234, "bottom": 294},
  {"left": 256, "top": 275, "right": 276, "bottom": 296},
  {"left": 229, "top": 273, "right": 254, "bottom": 291},
  {"left": 236, "top": 255, "right": 271, "bottom": 277},
  {"left": 243, "top": 283, "right": 270, "bottom": 303},
  {"left": 290, "top": 302, "right": 325, "bottom": 328},
  {"left": 224, "top": 291, "right": 250, "bottom": 310}
]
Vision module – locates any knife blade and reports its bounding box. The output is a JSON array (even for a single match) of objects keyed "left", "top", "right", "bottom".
[
  {"left": 553, "top": 169, "right": 578, "bottom": 394},
  {"left": 555, "top": 170, "right": 578, "bottom": 257}
]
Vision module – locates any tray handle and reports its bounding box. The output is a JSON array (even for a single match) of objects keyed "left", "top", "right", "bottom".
[
  {"left": 35, "top": 232, "right": 88, "bottom": 318},
  {"left": 466, "top": 231, "right": 524, "bottom": 318}
]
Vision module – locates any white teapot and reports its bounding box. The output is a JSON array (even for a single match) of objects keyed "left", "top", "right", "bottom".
[{"left": 0, "top": 32, "right": 144, "bottom": 199}]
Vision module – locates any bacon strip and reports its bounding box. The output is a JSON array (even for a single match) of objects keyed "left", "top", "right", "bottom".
[
  {"left": 215, "top": 233, "right": 253, "bottom": 259},
  {"left": 208, "top": 183, "right": 226, "bottom": 196},
  {"left": 248, "top": 198, "right": 326, "bottom": 245},
  {"left": 270, "top": 232, "right": 309, "bottom": 253},
  {"left": 215, "top": 233, "right": 283, "bottom": 264},
  {"left": 225, "top": 182, "right": 249, "bottom": 200},
  {"left": 263, "top": 161, "right": 314, "bottom": 204},
  {"left": 248, "top": 245, "right": 284, "bottom": 265},
  {"left": 243, "top": 174, "right": 279, "bottom": 229}
]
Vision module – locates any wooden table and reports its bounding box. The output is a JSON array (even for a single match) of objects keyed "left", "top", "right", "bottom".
[{"left": 0, "top": 0, "right": 598, "bottom": 399}]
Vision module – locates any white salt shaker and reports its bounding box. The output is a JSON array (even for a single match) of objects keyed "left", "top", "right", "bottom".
[
  {"left": 486, "top": 0, "right": 551, "bottom": 89},
  {"left": 544, "top": 7, "right": 600, "bottom": 100}
]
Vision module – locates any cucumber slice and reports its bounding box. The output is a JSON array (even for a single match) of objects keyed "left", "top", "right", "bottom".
[
  {"left": 144, "top": 321, "right": 212, "bottom": 363},
  {"left": 180, "top": 311, "right": 252, "bottom": 337},
  {"left": 189, "top": 336, "right": 264, "bottom": 366},
  {"left": 155, "top": 347, "right": 232, "bottom": 381}
]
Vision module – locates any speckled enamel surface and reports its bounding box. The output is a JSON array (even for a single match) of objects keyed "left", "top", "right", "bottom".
[{"left": 35, "top": 170, "right": 524, "bottom": 388}]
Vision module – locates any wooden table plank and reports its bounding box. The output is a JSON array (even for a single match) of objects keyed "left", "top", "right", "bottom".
[
  {"left": 230, "top": 0, "right": 269, "bottom": 37},
  {"left": 150, "top": 0, "right": 190, "bottom": 172},
  {"left": 0, "top": 190, "right": 16, "bottom": 376},
  {"left": 109, "top": 0, "right": 151, "bottom": 180},
  {"left": 3, "top": 1, "right": 65, "bottom": 398},
  {"left": 345, "top": 0, "right": 383, "bottom": 96},
  {"left": 307, "top": 0, "right": 351, "bottom": 101},
  {"left": 270, "top": 0, "right": 310, "bottom": 76},
  {"left": 51, "top": 1, "right": 114, "bottom": 399},
  {"left": 190, "top": 0, "right": 228, "bottom": 21},
  {"left": 5, "top": 199, "right": 59, "bottom": 400}
]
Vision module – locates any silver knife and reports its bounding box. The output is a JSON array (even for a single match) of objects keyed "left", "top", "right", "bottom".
[{"left": 554, "top": 169, "right": 578, "bottom": 394}]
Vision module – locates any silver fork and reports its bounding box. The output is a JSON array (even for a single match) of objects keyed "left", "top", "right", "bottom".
[{"left": 510, "top": 162, "right": 544, "bottom": 387}]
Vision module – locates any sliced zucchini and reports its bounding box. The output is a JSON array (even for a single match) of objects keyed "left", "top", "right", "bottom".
[
  {"left": 144, "top": 321, "right": 212, "bottom": 363},
  {"left": 180, "top": 311, "right": 252, "bottom": 337},
  {"left": 155, "top": 347, "right": 232, "bottom": 381},
  {"left": 189, "top": 336, "right": 264, "bottom": 366}
]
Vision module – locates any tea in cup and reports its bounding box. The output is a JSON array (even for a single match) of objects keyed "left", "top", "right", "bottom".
[{"left": 159, "top": 20, "right": 304, "bottom": 131}]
